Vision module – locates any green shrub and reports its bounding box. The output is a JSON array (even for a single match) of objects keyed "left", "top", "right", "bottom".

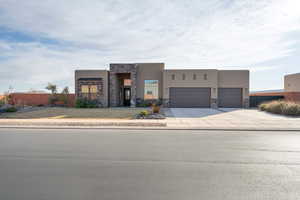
[
  {"left": 0, "top": 99, "right": 4, "bottom": 107},
  {"left": 75, "top": 98, "right": 99, "bottom": 108},
  {"left": 5, "top": 107, "right": 17, "bottom": 112}
]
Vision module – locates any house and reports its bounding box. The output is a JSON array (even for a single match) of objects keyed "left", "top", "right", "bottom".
[
  {"left": 285, "top": 73, "right": 300, "bottom": 92},
  {"left": 250, "top": 72, "right": 300, "bottom": 107},
  {"left": 75, "top": 63, "right": 249, "bottom": 108}
]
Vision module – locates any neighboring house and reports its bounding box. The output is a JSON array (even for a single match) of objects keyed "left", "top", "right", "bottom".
[
  {"left": 285, "top": 73, "right": 300, "bottom": 92},
  {"left": 75, "top": 63, "right": 249, "bottom": 108},
  {"left": 0, "top": 95, "right": 5, "bottom": 102},
  {"left": 250, "top": 72, "right": 300, "bottom": 107}
]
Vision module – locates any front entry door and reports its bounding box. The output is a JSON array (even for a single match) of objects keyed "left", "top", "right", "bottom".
[{"left": 123, "top": 88, "right": 131, "bottom": 106}]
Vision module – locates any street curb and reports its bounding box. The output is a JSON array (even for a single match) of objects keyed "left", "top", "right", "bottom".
[
  {"left": 0, "top": 121, "right": 167, "bottom": 127},
  {"left": 0, "top": 125, "right": 300, "bottom": 132}
]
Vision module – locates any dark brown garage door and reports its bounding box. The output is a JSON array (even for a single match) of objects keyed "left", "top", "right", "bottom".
[
  {"left": 169, "top": 87, "right": 211, "bottom": 108},
  {"left": 218, "top": 88, "right": 242, "bottom": 108}
]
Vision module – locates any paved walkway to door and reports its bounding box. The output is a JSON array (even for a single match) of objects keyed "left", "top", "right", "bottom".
[{"left": 165, "top": 108, "right": 300, "bottom": 130}]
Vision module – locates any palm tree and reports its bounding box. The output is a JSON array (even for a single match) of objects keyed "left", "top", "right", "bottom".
[{"left": 45, "top": 83, "right": 57, "bottom": 94}]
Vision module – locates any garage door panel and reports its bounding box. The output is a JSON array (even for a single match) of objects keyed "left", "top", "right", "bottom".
[
  {"left": 170, "top": 88, "right": 211, "bottom": 108},
  {"left": 218, "top": 88, "right": 242, "bottom": 108}
]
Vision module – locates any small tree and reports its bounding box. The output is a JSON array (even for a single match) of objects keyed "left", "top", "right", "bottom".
[
  {"left": 0, "top": 98, "right": 5, "bottom": 107},
  {"left": 46, "top": 83, "right": 58, "bottom": 105},
  {"left": 59, "top": 86, "right": 70, "bottom": 106}
]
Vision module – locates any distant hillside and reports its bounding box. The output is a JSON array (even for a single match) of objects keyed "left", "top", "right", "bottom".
[{"left": 250, "top": 89, "right": 284, "bottom": 94}]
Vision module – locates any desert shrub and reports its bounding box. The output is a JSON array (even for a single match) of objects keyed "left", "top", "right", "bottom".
[
  {"left": 5, "top": 107, "right": 17, "bottom": 112},
  {"left": 281, "top": 102, "right": 300, "bottom": 116},
  {"left": 258, "top": 103, "right": 267, "bottom": 111},
  {"left": 136, "top": 99, "right": 162, "bottom": 107},
  {"left": 48, "top": 95, "right": 59, "bottom": 105},
  {"left": 75, "top": 98, "right": 99, "bottom": 108},
  {"left": 151, "top": 104, "right": 160, "bottom": 114},
  {"left": 59, "top": 87, "right": 70, "bottom": 106},
  {"left": 267, "top": 101, "right": 285, "bottom": 114},
  {"left": 139, "top": 110, "right": 149, "bottom": 117},
  {"left": 259, "top": 100, "right": 300, "bottom": 116}
]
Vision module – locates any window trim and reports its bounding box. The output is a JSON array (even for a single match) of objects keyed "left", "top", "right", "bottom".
[{"left": 144, "top": 80, "right": 159, "bottom": 100}]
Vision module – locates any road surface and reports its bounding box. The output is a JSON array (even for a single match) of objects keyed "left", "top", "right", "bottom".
[{"left": 0, "top": 128, "right": 299, "bottom": 200}]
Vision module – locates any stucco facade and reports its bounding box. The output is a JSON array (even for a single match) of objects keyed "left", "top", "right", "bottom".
[
  {"left": 163, "top": 69, "right": 219, "bottom": 107},
  {"left": 75, "top": 63, "right": 249, "bottom": 108},
  {"left": 218, "top": 70, "right": 250, "bottom": 108},
  {"left": 285, "top": 73, "right": 300, "bottom": 92},
  {"left": 163, "top": 69, "right": 249, "bottom": 108}
]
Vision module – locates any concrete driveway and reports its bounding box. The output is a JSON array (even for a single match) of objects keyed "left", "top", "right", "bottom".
[{"left": 165, "top": 108, "right": 300, "bottom": 130}]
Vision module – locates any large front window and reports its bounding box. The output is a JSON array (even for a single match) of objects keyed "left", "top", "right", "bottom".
[
  {"left": 81, "top": 85, "right": 89, "bottom": 93},
  {"left": 144, "top": 80, "right": 159, "bottom": 100},
  {"left": 81, "top": 85, "right": 98, "bottom": 100},
  {"left": 81, "top": 85, "right": 98, "bottom": 93}
]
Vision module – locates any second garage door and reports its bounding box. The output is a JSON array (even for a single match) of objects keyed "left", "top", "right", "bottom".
[
  {"left": 218, "top": 88, "right": 242, "bottom": 108},
  {"left": 169, "top": 87, "right": 211, "bottom": 108}
]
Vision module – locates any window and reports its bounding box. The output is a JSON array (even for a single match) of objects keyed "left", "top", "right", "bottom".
[
  {"left": 144, "top": 80, "right": 159, "bottom": 99},
  {"left": 204, "top": 74, "right": 208, "bottom": 80},
  {"left": 81, "top": 85, "right": 89, "bottom": 93},
  {"left": 81, "top": 85, "right": 97, "bottom": 93},
  {"left": 193, "top": 74, "right": 197, "bottom": 80},
  {"left": 124, "top": 79, "right": 132, "bottom": 86},
  {"left": 90, "top": 85, "right": 98, "bottom": 93},
  {"left": 182, "top": 74, "right": 186, "bottom": 80},
  {"left": 171, "top": 74, "right": 175, "bottom": 80}
]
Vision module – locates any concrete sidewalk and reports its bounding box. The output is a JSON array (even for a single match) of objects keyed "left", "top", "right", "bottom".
[{"left": 0, "top": 118, "right": 167, "bottom": 128}]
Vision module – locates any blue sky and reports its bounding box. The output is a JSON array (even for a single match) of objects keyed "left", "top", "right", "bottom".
[{"left": 0, "top": 0, "right": 300, "bottom": 93}]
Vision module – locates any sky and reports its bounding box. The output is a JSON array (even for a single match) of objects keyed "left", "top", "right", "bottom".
[{"left": 0, "top": 0, "right": 300, "bottom": 93}]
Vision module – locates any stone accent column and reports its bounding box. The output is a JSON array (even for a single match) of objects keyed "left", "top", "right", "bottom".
[
  {"left": 163, "top": 99, "right": 169, "bottom": 107},
  {"left": 243, "top": 98, "right": 250, "bottom": 108},
  {"left": 210, "top": 98, "right": 218, "bottom": 109},
  {"left": 130, "top": 68, "right": 137, "bottom": 107},
  {"left": 109, "top": 64, "right": 138, "bottom": 107},
  {"left": 109, "top": 72, "right": 118, "bottom": 107}
]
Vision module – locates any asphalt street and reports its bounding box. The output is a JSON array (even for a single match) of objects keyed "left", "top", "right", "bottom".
[{"left": 0, "top": 128, "right": 299, "bottom": 200}]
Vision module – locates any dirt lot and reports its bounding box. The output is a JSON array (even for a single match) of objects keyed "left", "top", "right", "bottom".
[{"left": 0, "top": 107, "right": 148, "bottom": 119}]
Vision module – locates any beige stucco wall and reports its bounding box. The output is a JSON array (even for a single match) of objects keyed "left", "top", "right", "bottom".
[
  {"left": 75, "top": 70, "right": 109, "bottom": 107},
  {"left": 285, "top": 73, "right": 300, "bottom": 92},
  {"left": 136, "top": 63, "right": 164, "bottom": 100},
  {"left": 218, "top": 70, "right": 250, "bottom": 101},
  {"left": 163, "top": 69, "right": 218, "bottom": 99}
]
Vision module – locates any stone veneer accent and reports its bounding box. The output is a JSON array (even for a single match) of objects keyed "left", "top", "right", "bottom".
[
  {"left": 162, "top": 99, "right": 169, "bottom": 107},
  {"left": 77, "top": 78, "right": 106, "bottom": 107},
  {"left": 210, "top": 98, "right": 218, "bottom": 108},
  {"left": 109, "top": 64, "right": 138, "bottom": 107},
  {"left": 243, "top": 98, "right": 250, "bottom": 108}
]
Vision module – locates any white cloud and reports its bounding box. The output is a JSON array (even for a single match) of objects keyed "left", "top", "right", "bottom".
[{"left": 0, "top": 0, "right": 300, "bottom": 92}]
